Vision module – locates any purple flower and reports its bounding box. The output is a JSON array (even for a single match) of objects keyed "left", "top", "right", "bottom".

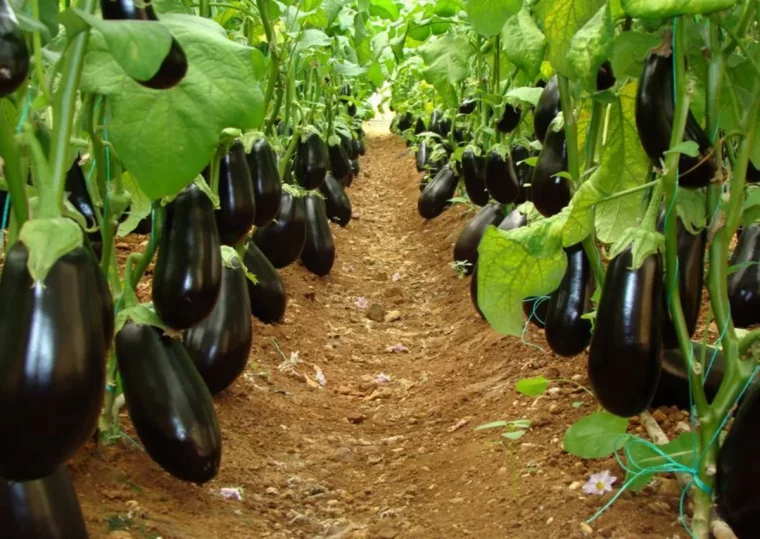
[
  {"left": 315, "top": 366, "right": 326, "bottom": 386},
  {"left": 355, "top": 296, "right": 369, "bottom": 309},
  {"left": 376, "top": 372, "right": 392, "bottom": 384},
  {"left": 582, "top": 470, "right": 617, "bottom": 495},
  {"left": 392, "top": 272, "right": 401, "bottom": 281},
  {"left": 220, "top": 487, "right": 243, "bottom": 501}
]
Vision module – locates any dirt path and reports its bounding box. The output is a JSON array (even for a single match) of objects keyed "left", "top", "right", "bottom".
[{"left": 74, "top": 133, "right": 685, "bottom": 539}]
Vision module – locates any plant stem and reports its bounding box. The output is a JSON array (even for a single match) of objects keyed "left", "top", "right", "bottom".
[
  {"left": 256, "top": 0, "right": 279, "bottom": 124},
  {"left": 130, "top": 205, "right": 165, "bottom": 289},
  {"left": 556, "top": 75, "right": 580, "bottom": 184},
  {"left": 199, "top": 0, "right": 210, "bottom": 17},
  {"left": 279, "top": 131, "right": 299, "bottom": 181},
  {"left": 0, "top": 106, "right": 29, "bottom": 227},
  {"left": 492, "top": 34, "right": 500, "bottom": 95},
  {"left": 98, "top": 350, "right": 119, "bottom": 443},
  {"left": 45, "top": 0, "right": 97, "bottom": 220},
  {"left": 584, "top": 101, "right": 604, "bottom": 169},
  {"left": 30, "top": 0, "right": 53, "bottom": 105},
  {"left": 209, "top": 143, "right": 225, "bottom": 197},
  {"left": 205, "top": 2, "right": 258, "bottom": 18}
]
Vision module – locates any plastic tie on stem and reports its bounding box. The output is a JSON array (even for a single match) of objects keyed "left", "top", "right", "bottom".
[{"left": 520, "top": 296, "right": 548, "bottom": 351}]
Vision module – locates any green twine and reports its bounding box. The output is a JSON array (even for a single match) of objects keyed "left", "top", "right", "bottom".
[{"left": 520, "top": 296, "right": 548, "bottom": 351}]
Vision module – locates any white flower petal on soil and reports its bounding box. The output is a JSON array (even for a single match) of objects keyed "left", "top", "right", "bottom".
[
  {"left": 582, "top": 470, "right": 617, "bottom": 495},
  {"left": 220, "top": 487, "right": 244, "bottom": 501}
]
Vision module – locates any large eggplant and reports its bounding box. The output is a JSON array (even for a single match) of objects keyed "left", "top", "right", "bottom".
[
  {"left": 417, "top": 165, "right": 459, "bottom": 219},
  {"left": 597, "top": 61, "right": 616, "bottom": 91},
  {"left": 246, "top": 138, "right": 282, "bottom": 226},
  {"left": 461, "top": 147, "right": 489, "bottom": 206},
  {"left": 484, "top": 149, "right": 519, "bottom": 204},
  {"left": 727, "top": 224, "right": 760, "bottom": 328},
  {"left": 588, "top": 247, "right": 663, "bottom": 417},
  {"left": 534, "top": 76, "right": 561, "bottom": 143},
  {"left": 213, "top": 141, "right": 256, "bottom": 246},
  {"left": 318, "top": 173, "right": 352, "bottom": 227},
  {"left": 243, "top": 241, "right": 287, "bottom": 324},
  {"left": 295, "top": 133, "right": 329, "bottom": 190},
  {"left": 152, "top": 184, "right": 222, "bottom": 329},
  {"left": 532, "top": 128, "right": 571, "bottom": 217},
  {"left": 0, "top": 243, "right": 109, "bottom": 480},
  {"left": 636, "top": 48, "right": 716, "bottom": 188},
  {"left": 252, "top": 192, "right": 307, "bottom": 268},
  {"left": 183, "top": 259, "right": 253, "bottom": 395},
  {"left": 544, "top": 243, "right": 594, "bottom": 357},
  {"left": 0, "top": 466, "right": 88, "bottom": 538},
  {"left": 453, "top": 202, "right": 505, "bottom": 275},
  {"left": 301, "top": 194, "right": 335, "bottom": 276},
  {"left": 328, "top": 143, "right": 351, "bottom": 180},
  {"left": 116, "top": 322, "right": 222, "bottom": 483},
  {"left": 496, "top": 104, "right": 521, "bottom": 134},
  {"left": 512, "top": 145, "right": 534, "bottom": 204}
]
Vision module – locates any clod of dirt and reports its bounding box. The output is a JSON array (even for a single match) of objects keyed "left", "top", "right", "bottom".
[
  {"left": 366, "top": 303, "right": 385, "bottom": 321},
  {"left": 384, "top": 310, "right": 402, "bottom": 323},
  {"left": 347, "top": 414, "right": 367, "bottom": 424}
]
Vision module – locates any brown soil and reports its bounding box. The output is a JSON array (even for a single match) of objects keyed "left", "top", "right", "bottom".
[{"left": 72, "top": 133, "right": 689, "bottom": 539}]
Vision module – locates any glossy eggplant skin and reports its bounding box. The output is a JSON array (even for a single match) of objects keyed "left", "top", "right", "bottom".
[
  {"left": 65, "top": 159, "right": 101, "bottom": 252},
  {"left": 396, "top": 112, "right": 413, "bottom": 132},
  {"left": 534, "top": 76, "right": 561, "bottom": 143},
  {"left": 496, "top": 104, "right": 521, "bottom": 134},
  {"left": 650, "top": 345, "right": 728, "bottom": 410},
  {"left": 453, "top": 202, "right": 504, "bottom": 275},
  {"left": 747, "top": 161, "right": 760, "bottom": 184},
  {"left": 0, "top": 1, "right": 29, "bottom": 98},
  {"left": 511, "top": 145, "right": 534, "bottom": 204},
  {"left": 545, "top": 243, "right": 594, "bottom": 357},
  {"left": 340, "top": 133, "right": 358, "bottom": 161},
  {"left": 636, "top": 50, "right": 715, "bottom": 188},
  {"left": 414, "top": 117, "right": 426, "bottom": 135},
  {"left": 252, "top": 192, "right": 307, "bottom": 269},
  {"left": 318, "top": 173, "right": 352, "bottom": 227},
  {"left": 716, "top": 385, "right": 760, "bottom": 538},
  {"left": 246, "top": 138, "right": 282, "bottom": 226},
  {"left": 588, "top": 248, "right": 663, "bottom": 417},
  {"left": 350, "top": 158, "right": 360, "bottom": 175},
  {"left": 183, "top": 261, "right": 252, "bottom": 395},
  {"left": 116, "top": 322, "right": 222, "bottom": 484},
  {"left": 459, "top": 99, "right": 477, "bottom": 115},
  {"left": 485, "top": 149, "right": 519, "bottom": 204},
  {"left": 727, "top": 224, "right": 760, "bottom": 328},
  {"left": 328, "top": 143, "right": 351, "bottom": 181},
  {"left": 152, "top": 184, "right": 222, "bottom": 330},
  {"left": 597, "top": 61, "right": 616, "bottom": 91},
  {"left": 99, "top": 0, "right": 187, "bottom": 89},
  {"left": 461, "top": 147, "right": 489, "bottom": 206},
  {"left": 0, "top": 244, "right": 108, "bottom": 481},
  {"left": 417, "top": 165, "right": 459, "bottom": 219},
  {"left": 429, "top": 109, "right": 443, "bottom": 134},
  {"left": 416, "top": 141, "right": 429, "bottom": 173},
  {"left": 214, "top": 141, "right": 256, "bottom": 246},
  {"left": 436, "top": 117, "right": 452, "bottom": 138},
  {"left": 0, "top": 466, "right": 88, "bottom": 539},
  {"left": 532, "top": 128, "right": 571, "bottom": 217},
  {"left": 301, "top": 194, "right": 335, "bottom": 277},
  {"left": 658, "top": 215, "right": 705, "bottom": 348},
  {"left": 243, "top": 241, "right": 287, "bottom": 324},
  {"left": 295, "top": 133, "right": 329, "bottom": 190}
]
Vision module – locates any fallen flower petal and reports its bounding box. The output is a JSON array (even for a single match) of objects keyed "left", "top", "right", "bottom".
[
  {"left": 355, "top": 296, "right": 369, "bottom": 309},
  {"left": 376, "top": 372, "right": 392, "bottom": 384},
  {"left": 220, "top": 487, "right": 244, "bottom": 501},
  {"left": 387, "top": 343, "right": 409, "bottom": 353},
  {"left": 582, "top": 470, "right": 617, "bottom": 495}
]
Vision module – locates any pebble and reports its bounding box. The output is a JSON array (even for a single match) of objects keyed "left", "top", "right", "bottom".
[
  {"left": 265, "top": 487, "right": 279, "bottom": 496},
  {"left": 450, "top": 497, "right": 465, "bottom": 504},
  {"left": 367, "top": 304, "right": 385, "bottom": 322},
  {"left": 374, "top": 526, "right": 398, "bottom": 539},
  {"left": 546, "top": 517, "right": 554, "bottom": 525},
  {"left": 384, "top": 310, "right": 402, "bottom": 323},
  {"left": 331, "top": 446, "right": 354, "bottom": 462},
  {"left": 580, "top": 522, "right": 593, "bottom": 535},
  {"left": 347, "top": 414, "right": 367, "bottom": 424},
  {"left": 549, "top": 404, "right": 561, "bottom": 415},
  {"left": 651, "top": 409, "right": 668, "bottom": 423},
  {"left": 569, "top": 481, "right": 582, "bottom": 490}
]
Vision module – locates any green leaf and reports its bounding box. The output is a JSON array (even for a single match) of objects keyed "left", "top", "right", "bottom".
[
  {"left": 515, "top": 376, "right": 549, "bottom": 397},
  {"left": 117, "top": 172, "right": 152, "bottom": 237},
  {"left": 563, "top": 411, "right": 630, "bottom": 459},
  {"left": 366, "top": 61, "right": 385, "bottom": 87},
  {"left": 502, "top": 430, "right": 526, "bottom": 440},
  {"left": 80, "top": 14, "right": 265, "bottom": 200},
  {"left": 354, "top": 12, "right": 367, "bottom": 45},
  {"left": 59, "top": 8, "right": 173, "bottom": 82},
  {"left": 434, "top": 0, "right": 462, "bottom": 17},
  {"left": 534, "top": 0, "right": 605, "bottom": 77},
  {"left": 475, "top": 420, "right": 509, "bottom": 430},
  {"left": 676, "top": 187, "right": 706, "bottom": 234},
  {"left": 608, "top": 227, "right": 664, "bottom": 268},
  {"left": 593, "top": 81, "right": 651, "bottom": 243},
  {"left": 419, "top": 35, "right": 475, "bottom": 108},
  {"left": 323, "top": 0, "right": 348, "bottom": 22},
  {"left": 369, "top": 0, "right": 400, "bottom": 20},
  {"left": 296, "top": 28, "right": 332, "bottom": 51},
  {"left": 333, "top": 59, "right": 368, "bottom": 76},
  {"left": 620, "top": 0, "right": 737, "bottom": 18},
  {"left": 566, "top": 4, "right": 613, "bottom": 93},
  {"left": 14, "top": 0, "right": 59, "bottom": 42},
  {"left": 505, "top": 86, "right": 544, "bottom": 106},
  {"left": 477, "top": 218, "right": 567, "bottom": 336},
  {"left": 115, "top": 304, "right": 166, "bottom": 335},
  {"left": 665, "top": 140, "right": 700, "bottom": 158},
  {"left": 562, "top": 179, "right": 603, "bottom": 246},
  {"left": 623, "top": 433, "right": 694, "bottom": 491},
  {"left": 18, "top": 217, "right": 84, "bottom": 283},
  {"left": 610, "top": 32, "right": 660, "bottom": 81},
  {"left": 742, "top": 186, "right": 760, "bottom": 226},
  {"left": 466, "top": 0, "right": 521, "bottom": 37},
  {"left": 15, "top": 12, "right": 51, "bottom": 39},
  {"left": 501, "top": 8, "right": 546, "bottom": 80}
]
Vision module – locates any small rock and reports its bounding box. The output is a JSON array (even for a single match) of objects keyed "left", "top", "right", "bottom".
[
  {"left": 374, "top": 526, "right": 398, "bottom": 539},
  {"left": 331, "top": 446, "right": 354, "bottom": 462},
  {"left": 449, "top": 497, "right": 465, "bottom": 504},
  {"left": 651, "top": 409, "right": 668, "bottom": 424},
  {"left": 546, "top": 517, "right": 554, "bottom": 525},
  {"left": 569, "top": 481, "right": 582, "bottom": 490},
  {"left": 367, "top": 304, "right": 385, "bottom": 322},
  {"left": 384, "top": 310, "right": 402, "bottom": 323},
  {"left": 580, "top": 522, "right": 593, "bottom": 535},
  {"left": 549, "top": 404, "right": 561, "bottom": 415},
  {"left": 266, "top": 487, "right": 279, "bottom": 496},
  {"left": 347, "top": 414, "right": 367, "bottom": 425}
]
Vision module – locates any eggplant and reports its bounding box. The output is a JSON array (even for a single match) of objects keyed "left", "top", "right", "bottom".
[
  {"left": 350, "top": 158, "right": 360, "bottom": 176},
  {"left": 358, "top": 137, "right": 366, "bottom": 156},
  {"left": 65, "top": 158, "right": 101, "bottom": 252},
  {"left": 295, "top": 133, "right": 329, "bottom": 190},
  {"left": 496, "top": 104, "right": 521, "bottom": 134},
  {"left": 470, "top": 264, "right": 485, "bottom": 318},
  {"left": 436, "top": 117, "right": 452, "bottom": 138},
  {"left": 453, "top": 202, "right": 505, "bottom": 275},
  {"left": 243, "top": 241, "right": 287, "bottom": 324},
  {"left": 597, "top": 61, "right": 616, "bottom": 91},
  {"left": 116, "top": 322, "right": 222, "bottom": 483},
  {"left": 512, "top": 145, "right": 534, "bottom": 204},
  {"left": 534, "top": 76, "right": 561, "bottom": 143},
  {"left": 213, "top": 141, "right": 256, "bottom": 246},
  {"left": 650, "top": 345, "right": 730, "bottom": 410},
  {"left": 588, "top": 247, "right": 663, "bottom": 417},
  {"left": 347, "top": 102, "right": 357, "bottom": 117},
  {"left": 727, "top": 224, "right": 760, "bottom": 328},
  {"left": 134, "top": 213, "right": 153, "bottom": 234},
  {"left": 417, "top": 165, "right": 459, "bottom": 219},
  {"left": 485, "top": 149, "right": 519, "bottom": 204},
  {"left": 152, "top": 184, "right": 222, "bottom": 329},
  {"left": 0, "top": 244, "right": 109, "bottom": 481},
  {"left": 351, "top": 137, "right": 362, "bottom": 158},
  {"left": 532, "top": 128, "right": 571, "bottom": 217},
  {"left": 99, "top": 0, "right": 187, "bottom": 89},
  {"left": 0, "top": 0, "right": 29, "bottom": 97},
  {"left": 301, "top": 194, "right": 335, "bottom": 276},
  {"left": 462, "top": 147, "right": 489, "bottom": 206},
  {"left": 318, "top": 173, "right": 352, "bottom": 227},
  {"left": 746, "top": 161, "right": 760, "bottom": 184},
  {"left": 183, "top": 259, "right": 252, "bottom": 395},
  {"left": 342, "top": 167, "right": 354, "bottom": 188},
  {"left": 252, "top": 191, "right": 307, "bottom": 269},
  {"left": 658, "top": 214, "right": 705, "bottom": 348},
  {"left": 328, "top": 143, "right": 351, "bottom": 180},
  {"left": 544, "top": 243, "right": 594, "bottom": 357},
  {"left": 429, "top": 109, "right": 443, "bottom": 134},
  {"left": 246, "top": 138, "right": 282, "bottom": 226},
  {"left": 396, "top": 112, "right": 413, "bottom": 132},
  {"left": 459, "top": 99, "right": 477, "bottom": 115},
  {"left": 414, "top": 117, "right": 426, "bottom": 134},
  {"left": 416, "top": 141, "right": 430, "bottom": 173},
  {"left": 0, "top": 466, "right": 88, "bottom": 538},
  {"left": 636, "top": 48, "right": 716, "bottom": 188},
  {"left": 716, "top": 385, "right": 760, "bottom": 538}
]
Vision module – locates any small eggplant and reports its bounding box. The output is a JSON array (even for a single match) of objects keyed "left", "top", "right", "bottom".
[
  {"left": 496, "top": 104, "right": 521, "bottom": 134},
  {"left": 417, "top": 165, "right": 459, "bottom": 220},
  {"left": 534, "top": 76, "right": 561, "bottom": 143},
  {"left": 246, "top": 138, "right": 282, "bottom": 226},
  {"left": 461, "top": 147, "right": 489, "bottom": 206},
  {"left": 243, "top": 240, "right": 287, "bottom": 324},
  {"left": 213, "top": 141, "right": 256, "bottom": 246},
  {"left": 295, "top": 133, "right": 329, "bottom": 190},
  {"left": 484, "top": 149, "right": 519, "bottom": 204},
  {"left": 318, "top": 173, "right": 352, "bottom": 227}
]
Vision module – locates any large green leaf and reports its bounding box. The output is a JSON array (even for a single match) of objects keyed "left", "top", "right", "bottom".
[
  {"left": 296, "top": 28, "right": 332, "bottom": 51},
  {"left": 466, "top": 0, "right": 521, "bottom": 37},
  {"left": 566, "top": 3, "right": 613, "bottom": 93},
  {"left": 621, "top": 0, "right": 737, "bottom": 18},
  {"left": 369, "top": 0, "right": 400, "bottom": 20},
  {"left": 434, "top": 0, "right": 462, "bottom": 17},
  {"left": 501, "top": 8, "right": 547, "bottom": 80},
  {"left": 366, "top": 61, "right": 385, "bottom": 87},
  {"left": 322, "top": 0, "right": 347, "bottom": 22},
  {"left": 564, "top": 412, "right": 630, "bottom": 459},
  {"left": 419, "top": 35, "right": 475, "bottom": 108},
  {"left": 534, "top": 0, "right": 605, "bottom": 77},
  {"left": 623, "top": 433, "right": 694, "bottom": 491},
  {"left": 79, "top": 14, "right": 265, "bottom": 200},
  {"left": 609, "top": 31, "right": 660, "bottom": 81},
  {"left": 477, "top": 218, "right": 567, "bottom": 336}
]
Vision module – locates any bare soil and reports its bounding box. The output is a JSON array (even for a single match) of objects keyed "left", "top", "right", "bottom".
[{"left": 72, "top": 131, "right": 690, "bottom": 539}]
